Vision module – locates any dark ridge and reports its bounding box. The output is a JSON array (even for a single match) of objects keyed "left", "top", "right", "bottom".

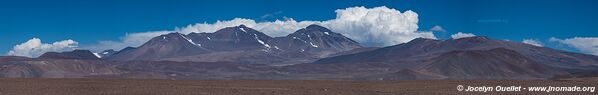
[{"left": 38, "top": 50, "right": 99, "bottom": 60}]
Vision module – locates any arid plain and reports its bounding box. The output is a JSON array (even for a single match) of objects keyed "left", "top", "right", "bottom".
[{"left": 0, "top": 78, "right": 597, "bottom": 95}]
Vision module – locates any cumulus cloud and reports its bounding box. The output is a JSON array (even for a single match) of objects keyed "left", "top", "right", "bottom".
[
  {"left": 7, "top": 38, "right": 78, "bottom": 57},
  {"left": 77, "top": 6, "right": 436, "bottom": 51},
  {"left": 550, "top": 37, "right": 598, "bottom": 55},
  {"left": 522, "top": 39, "right": 543, "bottom": 47},
  {"left": 325, "top": 6, "right": 435, "bottom": 46},
  {"left": 450, "top": 32, "right": 476, "bottom": 39}
]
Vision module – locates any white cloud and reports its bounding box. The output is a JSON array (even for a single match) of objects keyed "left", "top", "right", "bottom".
[
  {"left": 7, "top": 38, "right": 78, "bottom": 57},
  {"left": 522, "top": 39, "right": 543, "bottom": 47},
  {"left": 174, "top": 6, "right": 435, "bottom": 46},
  {"left": 175, "top": 18, "right": 318, "bottom": 37},
  {"left": 77, "top": 6, "right": 436, "bottom": 51},
  {"left": 550, "top": 37, "right": 598, "bottom": 55},
  {"left": 430, "top": 25, "right": 446, "bottom": 32},
  {"left": 450, "top": 32, "right": 476, "bottom": 39}
]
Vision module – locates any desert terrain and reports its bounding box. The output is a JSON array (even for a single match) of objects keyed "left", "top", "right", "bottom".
[{"left": 0, "top": 78, "right": 597, "bottom": 95}]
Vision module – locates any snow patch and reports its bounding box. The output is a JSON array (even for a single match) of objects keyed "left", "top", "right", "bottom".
[
  {"left": 179, "top": 34, "right": 202, "bottom": 47},
  {"left": 162, "top": 36, "right": 166, "bottom": 39},
  {"left": 260, "top": 49, "right": 269, "bottom": 52},
  {"left": 294, "top": 37, "right": 308, "bottom": 44},
  {"left": 102, "top": 52, "right": 109, "bottom": 54},
  {"left": 240, "top": 28, "right": 247, "bottom": 32},
  {"left": 324, "top": 32, "right": 329, "bottom": 35},
  {"left": 274, "top": 46, "right": 280, "bottom": 50},
  {"left": 92, "top": 53, "right": 102, "bottom": 58},
  {"left": 207, "top": 37, "right": 211, "bottom": 40},
  {"left": 253, "top": 34, "right": 271, "bottom": 48},
  {"left": 309, "top": 42, "right": 319, "bottom": 48}
]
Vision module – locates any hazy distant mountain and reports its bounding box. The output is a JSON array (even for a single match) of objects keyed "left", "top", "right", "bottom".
[
  {"left": 314, "top": 36, "right": 598, "bottom": 79},
  {"left": 109, "top": 47, "right": 136, "bottom": 56},
  {"left": 0, "top": 57, "right": 121, "bottom": 78},
  {"left": 38, "top": 50, "right": 99, "bottom": 60},
  {"left": 0, "top": 56, "right": 30, "bottom": 62},
  {"left": 317, "top": 36, "right": 598, "bottom": 67}
]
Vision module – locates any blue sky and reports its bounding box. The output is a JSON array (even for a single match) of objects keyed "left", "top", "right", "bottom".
[{"left": 1, "top": 0, "right": 598, "bottom": 55}]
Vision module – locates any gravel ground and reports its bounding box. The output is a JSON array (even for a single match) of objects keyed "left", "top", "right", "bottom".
[{"left": 0, "top": 78, "right": 596, "bottom": 95}]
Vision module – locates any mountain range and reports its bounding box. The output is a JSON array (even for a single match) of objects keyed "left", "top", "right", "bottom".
[
  {"left": 104, "top": 24, "right": 361, "bottom": 65},
  {"left": 2, "top": 24, "right": 598, "bottom": 80}
]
